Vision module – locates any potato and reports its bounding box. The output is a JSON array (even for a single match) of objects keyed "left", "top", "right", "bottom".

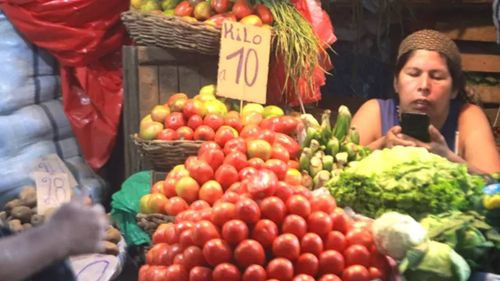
[
  {"left": 101, "top": 241, "right": 119, "bottom": 256},
  {"left": 8, "top": 219, "right": 23, "bottom": 233},
  {"left": 5, "top": 199, "right": 23, "bottom": 211},
  {"left": 104, "top": 227, "right": 122, "bottom": 244},
  {"left": 31, "top": 214, "right": 45, "bottom": 226},
  {"left": 19, "top": 187, "right": 37, "bottom": 208},
  {"left": 11, "top": 206, "right": 33, "bottom": 223},
  {"left": 0, "top": 211, "right": 7, "bottom": 221},
  {"left": 22, "top": 223, "right": 32, "bottom": 230}
]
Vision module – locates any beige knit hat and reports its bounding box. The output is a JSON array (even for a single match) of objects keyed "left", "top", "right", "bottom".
[{"left": 397, "top": 29, "right": 461, "bottom": 69}]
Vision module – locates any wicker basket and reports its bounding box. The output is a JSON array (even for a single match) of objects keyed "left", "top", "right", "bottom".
[
  {"left": 121, "top": 10, "right": 221, "bottom": 56},
  {"left": 136, "top": 213, "right": 175, "bottom": 236},
  {"left": 132, "top": 134, "right": 203, "bottom": 171}
]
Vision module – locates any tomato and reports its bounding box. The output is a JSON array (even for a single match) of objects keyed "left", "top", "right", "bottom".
[
  {"left": 166, "top": 244, "right": 183, "bottom": 266},
  {"left": 309, "top": 195, "right": 337, "bottom": 214},
  {"left": 342, "top": 265, "right": 370, "bottom": 281},
  {"left": 319, "top": 250, "right": 344, "bottom": 276},
  {"left": 257, "top": 129, "right": 276, "bottom": 144},
  {"left": 247, "top": 139, "right": 272, "bottom": 161},
  {"left": 203, "top": 238, "right": 232, "bottom": 266},
  {"left": 300, "top": 233, "right": 323, "bottom": 257},
  {"left": 344, "top": 245, "right": 370, "bottom": 267},
  {"left": 318, "top": 274, "right": 342, "bottom": 281},
  {"left": 174, "top": 254, "right": 185, "bottom": 266},
  {"left": 198, "top": 208, "right": 213, "bottom": 221},
  {"left": 177, "top": 126, "right": 194, "bottom": 140},
  {"left": 240, "top": 124, "right": 260, "bottom": 139},
  {"left": 248, "top": 157, "right": 265, "bottom": 169},
  {"left": 324, "top": 231, "right": 347, "bottom": 253},
  {"left": 198, "top": 141, "right": 221, "bottom": 155},
  {"left": 345, "top": 228, "right": 373, "bottom": 249},
  {"left": 153, "top": 223, "right": 173, "bottom": 244},
  {"left": 235, "top": 239, "right": 266, "bottom": 268},
  {"left": 293, "top": 186, "right": 313, "bottom": 200},
  {"left": 227, "top": 181, "right": 247, "bottom": 194},
  {"left": 212, "top": 263, "right": 241, "bottom": 281},
  {"left": 369, "top": 252, "right": 390, "bottom": 276},
  {"left": 223, "top": 151, "right": 248, "bottom": 171},
  {"left": 220, "top": 191, "right": 240, "bottom": 204},
  {"left": 223, "top": 137, "right": 247, "bottom": 155},
  {"left": 214, "top": 126, "right": 238, "bottom": 147},
  {"left": 264, "top": 159, "right": 288, "bottom": 180},
  {"left": 166, "top": 264, "right": 189, "bottom": 281},
  {"left": 199, "top": 148, "right": 225, "bottom": 172},
  {"left": 286, "top": 195, "right": 311, "bottom": 218},
  {"left": 266, "top": 258, "right": 293, "bottom": 281},
  {"left": 146, "top": 266, "right": 169, "bottom": 281},
  {"left": 147, "top": 243, "right": 169, "bottom": 265},
  {"left": 165, "top": 112, "right": 186, "bottom": 130},
  {"left": 187, "top": 115, "right": 204, "bottom": 131},
  {"left": 259, "top": 196, "right": 286, "bottom": 224},
  {"left": 166, "top": 197, "right": 189, "bottom": 216},
  {"left": 292, "top": 274, "right": 315, "bottom": 281},
  {"left": 245, "top": 169, "right": 278, "bottom": 199},
  {"left": 222, "top": 219, "right": 249, "bottom": 245},
  {"left": 163, "top": 177, "right": 178, "bottom": 198},
  {"left": 192, "top": 220, "right": 220, "bottom": 247},
  {"left": 271, "top": 144, "right": 290, "bottom": 163},
  {"left": 274, "top": 181, "right": 294, "bottom": 203},
  {"left": 242, "top": 264, "right": 266, "bottom": 281},
  {"left": 272, "top": 233, "right": 300, "bottom": 260},
  {"left": 210, "top": 0, "right": 230, "bottom": 13},
  {"left": 204, "top": 114, "right": 225, "bottom": 131},
  {"left": 162, "top": 223, "right": 179, "bottom": 244},
  {"left": 238, "top": 167, "right": 258, "bottom": 181},
  {"left": 179, "top": 228, "right": 195, "bottom": 249},
  {"left": 224, "top": 116, "right": 243, "bottom": 133},
  {"left": 175, "top": 1, "right": 194, "bottom": 17},
  {"left": 189, "top": 266, "right": 213, "bottom": 281},
  {"left": 287, "top": 160, "right": 300, "bottom": 170},
  {"left": 183, "top": 246, "right": 205, "bottom": 270},
  {"left": 194, "top": 125, "right": 216, "bottom": 141},
  {"left": 191, "top": 200, "right": 210, "bottom": 210},
  {"left": 283, "top": 169, "right": 302, "bottom": 186},
  {"left": 175, "top": 221, "right": 194, "bottom": 235},
  {"left": 138, "top": 265, "right": 150, "bottom": 281},
  {"left": 295, "top": 253, "right": 319, "bottom": 276},
  {"left": 235, "top": 198, "right": 261, "bottom": 224},
  {"left": 251, "top": 219, "right": 278, "bottom": 248},
  {"left": 212, "top": 202, "right": 237, "bottom": 226},
  {"left": 282, "top": 214, "right": 307, "bottom": 239},
  {"left": 214, "top": 164, "right": 239, "bottom": 190},
  {"left": 186, "top": 158, "right": 214, "bottom": 185},
  {"left": 254, "top": 4, "right": 273, "bottom": 25},
  {"left": 369, "top": 267, "right": 386, "bottom": 281},
  {"left": 308, "top": 211, "right": 333, "bottom": 236},
  {"left": 273, "top": 133, "right": 300, "bottom": 159},
  {"left": 330, "top": 210, "right": 352, "bottom": 234}
]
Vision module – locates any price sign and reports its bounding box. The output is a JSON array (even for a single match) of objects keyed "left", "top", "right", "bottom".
[
  {"left": 33, "top": 172, "right": 72, "bottom": 215},
  {"left": 70, "top": 254, "right": 118, "bottom": 281},
  {"left": 33, "top": 154, "right": 77, "bottom": 188},
  {"left": 217, "top": 21, "right": 271, "bottom": 104}
]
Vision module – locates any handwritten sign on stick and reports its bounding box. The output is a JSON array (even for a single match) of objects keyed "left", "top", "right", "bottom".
[
  {"left": 33, "top": 172, "right": 72, "bottom": 215},
  {"left": 70, "top": 254, "right": 118, "bottom": 281},
  {"left": 33, "top": 154, "right": 77, "bottom": 188},
  {"left": 217, "top": 21, "right": 271, "bottom": 104}
]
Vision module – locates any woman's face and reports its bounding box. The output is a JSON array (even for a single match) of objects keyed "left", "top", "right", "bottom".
[{"left": 394, "top": 49, "right": 456, "bottom": 123}]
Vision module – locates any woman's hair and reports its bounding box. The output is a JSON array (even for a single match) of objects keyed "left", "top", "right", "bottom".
[{"left": 394, "top": 29, "right": 474, "bottom": 103}]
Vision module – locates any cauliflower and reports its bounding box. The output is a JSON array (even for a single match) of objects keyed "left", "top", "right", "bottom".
[{"left": 372, "top": 212, "right": 427, "bottom": 260}]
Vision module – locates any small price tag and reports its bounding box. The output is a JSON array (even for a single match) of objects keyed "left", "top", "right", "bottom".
[
  {"left": 33, "top": 172, "right": 72, "bottom": 215},
  {"left": 70, "top": 254, "right": 118, "bottom": 281},
  {"left": 217, "top": 21, "right": 271, "bottom": 104},
  {"left": 33, "top": 154, "right": 77, "bottom": 188}
]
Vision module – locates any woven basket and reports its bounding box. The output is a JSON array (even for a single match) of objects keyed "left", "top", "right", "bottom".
[
  {"left": 132, "top": 134, "right": 203, "bottom": 171},
  {"left": 121, "top": 10, "right": 221, "bottom": 55},
  {"left": 136, "top": 213, "right": 175, "bottom": 236}
]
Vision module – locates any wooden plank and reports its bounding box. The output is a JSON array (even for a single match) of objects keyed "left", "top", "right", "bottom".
[
  {"left": 436, "top": 25, "right": 497, "bottom": 42},
  {"left": 159, "top": 64, "right": 180, "bottom": 104},
  {"left": 137, "top": 46, "right": 211, "bottom": 65},
  {"left": 178, "top": 61, "right": 202, "bottom": 97},
  {"left": 138, "top": 65, "right": 160, "bottom": 119},
  {"left": 198, "top": 58, "right": 218, "bottom": 87},
  {"left": 122, "top": 46, "right": 141, "bottom": 178},
  {"left": 468, "top": 84, "right": 500, "bottom": 104},
  {"left": 461, "top": 53, "right": 500, "bottom": 73}
]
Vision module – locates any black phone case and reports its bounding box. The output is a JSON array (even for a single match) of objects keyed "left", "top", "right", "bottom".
[{"left": 400, "top": 113, "right": 430, "bottom": 142}]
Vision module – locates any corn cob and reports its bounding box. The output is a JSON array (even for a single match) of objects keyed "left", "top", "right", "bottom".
[
  {"left": 332, "top": 105, "right": 352, "bottom": 142},
  {"left": 319, "top": 109, "right": 332, "bottom": 144}
]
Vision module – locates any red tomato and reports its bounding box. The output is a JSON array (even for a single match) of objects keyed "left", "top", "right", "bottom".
[
  {"left": 187, "top": 115, "right": 204, "bottom": 130},
  {"left": 248, "top": 157, "right": 265, "bottom": 169},
  {"left": 191, "top": 200, "right": 210, "bottom": 210},
  {"left": 166, "top": 197, "right": 189, "bottom": 216},
  {"left": 222, "top": 219, "right": 249, "bottom": 245},
  {"left": 251, "top": 219, "right": 278, "bottom": 248},
  {"left": 264, "top": 159, "right": 288, "bottom": 180},
  {"left": 214, "top": 126, "right": 238, "bottom": 147},
  {"left": 203, "top": 238, "right": 232, "bottom": 266},
  {"left": 300, "top": 233, "right": 324, "bottom": 257},
  {"left": 318, "top": 250, "right": 345, "bottom": 276},
  {"left": 266, "top": 258, "right": 293, "bottom": 281},
  {"left": 194, "top": 125, "right": 216, "bottom": 141},
  {"left": 165, "top": 112, "right": 186, "bottom": 130},
  {"left": 163, "top": 177, "right": 178, "bottom": 198},
  {"left": 245, "top": 169, "right": 278, "bottom": 199},
  {"left": 212, "top": 263, "right": 241, "bottom": 281},
  {"left": 175, "top": 1, "right": 194, "bottom": 17},
  {"left": 369, "top": 267, "right": 386, "bottom": 281},
  {"left": 166, "top": 244, "right": 183, "bottom": 266},
  {"left": 293, "top": 186, "right": 313, "bottom": 200},
  {"left": 287, "top": 160, "right": 299, "bottom": 170},
  {"left": 223, "top": 137, "right": 247, "bottom": 155},
  {"left": 254, "top": 3, "right": 273, "bottom": 25},
  {"left": 295, "top": 253, "right": 319, "bottom": 276},
  {"left": 157, "top": 128, "right": 178, "bottom": 141},
  {"left": 308, "top": 211, "right": 333, "bottom": 236},
  {"left": 369, "top": 252, "right": 390, "bottom": 275},
  {"left": 239, "top": 167, "right": 258, "bottom": 181},
  {"left": 272, "top": 233, "right": 300, "bottom": 260},
  {"left": 199, "top": 148, "right": 225, "bottom": 172},
  {"left": 198, "top": 142, "right": 221, "bottom": 155},
  {"left": 330, "top": 211, "right": 352, "bottom": 234},
  {"left": 286, "top": 195, "right": 311, "bottom": 218},
  {"left": 273, "top": 133, "right": 300, "bottom": 159},
  {"left": 227, "top": 181, "right": 247, "bottom": 194},
  {"left": 281, "top": 214, "right": 307, "bottom": 239},
  {"left": 220, "top": 191, "right": 240, "bottom": 204},
  {"left": 189, "top": 266, "right": 213, "bottom": 281},
  {"left": 274, "top": 181, "right": 294, "bottom": 203},
  {"left": 224, "top": 116, "right": 243, "bottom": 132},
  {"left": 214, "top": 164, "right": 239, "bottom": 190},
  {"left": 344, "top": 245, "right": 371, "bottom": 267},
  {"left": 146, "top": 266, "right": 169, "bottom": 281},
  {"left": 270, "top": 144, "right": 290, "bottom": 162},
  {"left": 204, "top": 114, "right": 225, "bottom": 131},
  {"left": 149, "top": 243, "right": 170, "bottom": 265},
  {"left": 309, "top": 194, "right": 337, "bottom": 214},
  {"left": 223, "top": 151, "right": 248, "bottom": 171},
  {"left": 211, "top": 202, "right": 237, "bottom": 226},
  {"left": 324, "top": 231, "right": 347, "bottom": 253},
  {"left": 179, "top": 228, "right": 195, "bottom": 249},
  {"left": 166, "top": 264, "right": 189, "bottom": 281},
  {"left": 160, "top": 223, "right": 179, "bottom": 244},
  {"left": 257, "top": 129, "right": 276, "bottom": 144},
  {"left": 240, "top": 124, "right": 260, "bottom": 139},
  {"left": 242, "top": 264, "right": 266, "bottom": 281},
  {"left": 192, "top": 220, "right": 220, "bottom": 247},
  {"left": 260, "top": 196, "right": 286, "bottom": 224},
  {"left": 318, "top": 274, "right": 342, "bottom": 281},
  {"left": 235, "top": 239, "right": 266, "bottom": 268},
  {"left": 177, "top": 126, "right": 194, "bottom": 140},
  {"left": 235, "top": 198, "right": 261, "bottom": 224},
  {"left": 292, "top": 274, "right": 315, "bottom": 281},
  {"left": 138, "top": 265, "right": 150, "bottom": 281},
  {"left": 342, "top": 265, "right": 370, "bottom": 281},
  {"left": 183, "top": 246, "right": 205, "bottom": 270},
  {"left": 173, "top": 254, "right": 185, "bottom": 266},
  {"left": 345, "top": 228, "right": 373, "bottom": 249},
  {"left": 175, "top": 221, "right": 194, "bottom": 237}
]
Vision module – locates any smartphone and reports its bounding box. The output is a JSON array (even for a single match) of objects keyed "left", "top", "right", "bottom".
[{"left": 400, "top": 112, "right": 430, "bottom": 142}]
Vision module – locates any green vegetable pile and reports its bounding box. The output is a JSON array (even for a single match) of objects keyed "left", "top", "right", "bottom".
[{"left": 326, "top": 146, "right": 485, "bottom": 219}]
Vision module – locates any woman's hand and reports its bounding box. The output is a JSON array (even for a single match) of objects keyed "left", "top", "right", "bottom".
[
  {"left": 412, "top": 125, "right": 452, "bottom": 158},
  {"left": 383, "top": 125, "right": 417, "bottom": 148}
]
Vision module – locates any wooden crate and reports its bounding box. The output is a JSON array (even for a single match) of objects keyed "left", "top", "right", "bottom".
[{"left": 122, "top": 46, "right": 218, "bottom": 177}]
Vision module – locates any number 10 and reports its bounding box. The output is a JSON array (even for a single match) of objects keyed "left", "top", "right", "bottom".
[{"left": 226, "top": 47, "right": 259, "bottom": 87}]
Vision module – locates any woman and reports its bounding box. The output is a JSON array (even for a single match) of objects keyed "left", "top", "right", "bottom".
[{"left": 351, "top": 29, "right": 500, "bottom": 174}]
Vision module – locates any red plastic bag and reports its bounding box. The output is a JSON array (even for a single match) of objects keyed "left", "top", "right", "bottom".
[
  {"left": 268, "top": 0, "right": 335, "bottom": 107},
  {"left": 0, "top": 0, "right": 128, "bottom": 170}
]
